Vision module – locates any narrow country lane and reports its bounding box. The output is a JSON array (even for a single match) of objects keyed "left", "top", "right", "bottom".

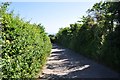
[{"left": 40, "top": 44, "right": 120, "bottom": 79}]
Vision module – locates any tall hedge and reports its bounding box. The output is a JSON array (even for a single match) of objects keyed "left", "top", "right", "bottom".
[
  {"left": 55, "top": 2, "right": 120, "bottom": 72},
  {"left": 0, "top": 3, "right": 52, "bottom": 78}
]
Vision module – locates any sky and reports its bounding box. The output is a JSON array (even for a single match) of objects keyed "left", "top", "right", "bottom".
[{"left": 8, "top": 2, "right": 99, "bottom": 34}]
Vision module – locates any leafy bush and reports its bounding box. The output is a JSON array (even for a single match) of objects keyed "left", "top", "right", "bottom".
[
  {"left": 55, "top": 1, "right": 120, "bottom": 72},
  {"left": 0, "top": 3, "right": 52, "bottom": 78},
  {"left": 48, "top": 34, "right": 56, "bottom": 43}
]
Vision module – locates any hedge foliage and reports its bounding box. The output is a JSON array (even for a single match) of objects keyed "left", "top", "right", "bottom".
[
  {"left": 0, "top": 3, "right": 52, "bottom": 78},
  {"left": 56, "top": 2, "right": 120, "bottom": 72},
  {"left": 48, "top": 34, "right": 56, "bottom": 43}
]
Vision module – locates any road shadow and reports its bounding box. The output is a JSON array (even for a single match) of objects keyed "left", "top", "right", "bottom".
[
  {"left": 40, "top": 44, "right": 120, "bottom": 79},
  {"left": 52, "top": 44, "right": 62, "bottom": 49}
]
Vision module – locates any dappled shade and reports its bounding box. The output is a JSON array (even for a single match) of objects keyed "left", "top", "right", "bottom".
[{"left": 40, "top": 44, "right": 119, "bottom": 79}]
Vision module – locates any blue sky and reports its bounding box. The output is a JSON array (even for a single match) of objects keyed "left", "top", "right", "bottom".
[{"left": 8, "top": 2, "right": 98, "bottom": 34}]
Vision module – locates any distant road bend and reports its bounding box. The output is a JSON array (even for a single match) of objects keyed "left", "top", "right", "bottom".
[{"left": 40, "top": 44, "right": 120, "bottom": 79}]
